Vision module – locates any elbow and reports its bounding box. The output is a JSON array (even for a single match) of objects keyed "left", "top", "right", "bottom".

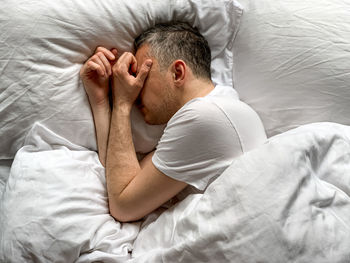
[
  {"left": 109, "top": 206, "right": 131, "bottom": 223},
  {"left": 108, "top": 198, "right": 141, "bottom": 223}
]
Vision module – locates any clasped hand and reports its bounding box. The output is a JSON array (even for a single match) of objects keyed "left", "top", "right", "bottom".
[{"left": 80, "top": 46, "right": 152, "bottom": 111}]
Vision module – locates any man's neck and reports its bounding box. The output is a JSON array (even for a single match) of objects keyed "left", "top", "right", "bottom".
[{"left": 180, "top": 78, "right": 215, "bottom": 107}]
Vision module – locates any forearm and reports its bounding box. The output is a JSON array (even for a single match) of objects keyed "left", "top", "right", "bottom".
[
  {"left": 80, "top": 46, "right": 117, "bottom": 166},
  {"left": 91, "top": 104, "right": 111, "bottom": 167},
  {"left": 106, "top": 104, "right": 140, "bottom": 214}
]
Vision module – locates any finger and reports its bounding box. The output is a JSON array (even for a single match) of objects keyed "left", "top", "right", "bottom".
[
  {"left": 131, "top": 61, "right": 138, "bottom": 75},
  {"left": 110, "top": 48, "right": 119, "bottom": 67},
  {"left": 118, "top": 52, "right": 137, "bottom": 68},
  {"left": 96, "top": 46, "right": 116, "bottom": 61},
  {"left": 111, "top": 48, "right": 118, "bottom": 58},
  {"left": 91, "top": 55, "right": 107, "bottom": 76},
  {"left": 87, "top": 61, "right": 105, "bottom": 76},
  {"left": 136, "top": 59, "right": 152, "bottom": 86},
  {"left": 97, "top": 52, "right": 112, "bottom": 76},
  {"left": 114, "top": 52, "right": 138, "bottom": 77}
]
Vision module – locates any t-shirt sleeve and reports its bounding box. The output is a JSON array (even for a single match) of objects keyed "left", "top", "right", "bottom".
[{"left": 152, "top": 99, "right": 243, "bottom": 191}]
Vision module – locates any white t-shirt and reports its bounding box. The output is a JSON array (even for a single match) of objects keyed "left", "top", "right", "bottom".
[
  {"left": 153, "top": 85, "right": 267, "bottom": 198},
  {"left": 152, "top": 85, "right": 246, "bottom": 192}
]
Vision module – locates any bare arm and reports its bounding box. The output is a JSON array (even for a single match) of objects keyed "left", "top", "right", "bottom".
[
  {"left": 80, "top": 47, "right": 117, "bottom": 166},
  {"left": 90, "top": 105, "right": 111, "bottom": 166},
  {"left": 106, "top": 52, "right": 187, "bottom": 222}
]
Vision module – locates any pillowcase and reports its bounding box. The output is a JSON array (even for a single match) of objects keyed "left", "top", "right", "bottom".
[
  {"left": 232, "top": 0, "right": 350, "bottom": 137},
  {"left": 0, "top": 0, "right": 242, "bottom": 159},
  {"left": 0, "top": 123, "right": 141, "bottom": 262}
]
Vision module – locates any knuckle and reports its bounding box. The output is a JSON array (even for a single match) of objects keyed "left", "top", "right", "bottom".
[
  {"left": 125, "top": 52, "right": 133, "bottom": 58},
  {"left": 135, "top": 80, "right": 143, "bottom": 89},
  {"left": 113, "top": 65, "right": 122, "bottom": 75},
  {"left": 140, "top": 68, "right": 149, "bottom": 78},
  {"left": 141, "top": 65, "right": 148, "bottom": 73},
  {"left": 91, "top": 54, "right": 98, "bottom": 61}
]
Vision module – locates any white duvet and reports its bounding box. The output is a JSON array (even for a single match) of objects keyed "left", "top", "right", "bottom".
[
  {"left": 1, "top": 122, "right": 350, "bottom": 262},
  {"left": 131, "top": 122, "right": 350, "bottom": 262}
]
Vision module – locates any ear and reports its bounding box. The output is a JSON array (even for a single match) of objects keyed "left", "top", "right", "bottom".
[{"left": 171, "top": 60, "right": 186, "bottom": 86}]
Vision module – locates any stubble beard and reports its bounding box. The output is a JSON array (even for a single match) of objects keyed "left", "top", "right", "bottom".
[{"left": 144, "top": 90, "right": 178, "bottom": 125}]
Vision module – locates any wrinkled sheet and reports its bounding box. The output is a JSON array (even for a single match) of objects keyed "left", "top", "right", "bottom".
[{"left": 131, "top": 122, "right": 350, "bottom": 262}]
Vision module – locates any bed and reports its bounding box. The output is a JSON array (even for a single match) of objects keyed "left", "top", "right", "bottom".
[{"left": 1, "top": 0, "right": 350, "bottom": 262}]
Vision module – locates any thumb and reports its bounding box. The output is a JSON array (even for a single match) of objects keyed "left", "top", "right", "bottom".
[{"left": 136, "top": 59, "right": 152, "bottom": 86}]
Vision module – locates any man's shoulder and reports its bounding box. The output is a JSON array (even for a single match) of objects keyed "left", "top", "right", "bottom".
[
  {"left": 170, "top": 86, "right": 239, "bottom": 123},
  {"left": 170, "top": 97, "right": 222, "bottom": 123},
  {"left": 166, "top": 96, "right": 236, "bottom": 136}
]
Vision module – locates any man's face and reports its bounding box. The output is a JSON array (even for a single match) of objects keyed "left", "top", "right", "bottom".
[{"left": 135, "top": 44, "right": 177, "bottom": 125}]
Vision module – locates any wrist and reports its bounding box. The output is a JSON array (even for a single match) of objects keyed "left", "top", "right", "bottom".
[
  {"left": 113, "top": 100, "right": 133, "bottom": 114},
  {"left": 88, "top": 95, "right": 110, "bottom": 108},
  {"left": 90, "top": 101, "right": 111, "bottom": 116}
]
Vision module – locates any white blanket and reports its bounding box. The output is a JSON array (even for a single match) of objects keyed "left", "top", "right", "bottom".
[
  {"left": 1, "top": 122, "right": 350, "bottom": 262},
  {"left": 131, "top": 122, "right": 350, "bottom": 262},
  {"left": 0, "top": 123, "right": 141, "bottom": 262}
]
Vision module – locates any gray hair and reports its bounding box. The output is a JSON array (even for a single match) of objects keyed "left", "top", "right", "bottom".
[{"left": 134, "top": 22, "right": 211, "bottom": 80}]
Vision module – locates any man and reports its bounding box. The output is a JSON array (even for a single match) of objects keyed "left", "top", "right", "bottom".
[{"left": 80, "top": 22, "right": 265, "bottom": 222}]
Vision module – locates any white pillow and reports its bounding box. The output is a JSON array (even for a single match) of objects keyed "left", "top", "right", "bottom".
[
  {"left": 0, "top": 0, "right": 242, "bottom": 160},
  {"left": 233, "top": 0, "right": 350, "bottom": 137},
  {"left": 0, "top": 123, "right": 141, "bottom": 262}
]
